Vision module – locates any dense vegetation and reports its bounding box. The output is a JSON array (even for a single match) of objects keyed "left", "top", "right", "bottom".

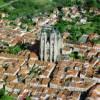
[
  {"left": 29, "top": 65, "right": 42, "bottom": 79},
  {"left": 69, "top": 51, "right": 85, "bottom": 61},
  {"left": 0, "top": 0, "right": 99, "bottom": 19},
  {"left": 54, "top": 14, "right": 100, "bottom": 42},
  {"left": 7, "top": 43, "right": 28, "bottom": 54},
  {"left": 0, "top": 87, "right": 30, "bottom": 100},
  {"left": 0, "top": 87, "right": 14, "bottom": 100},
  {"left": 0, "top": 0, "right": 100, "bottom": 42},
  {"left": 0, "top": 41, "right": 29, "bottom": 54},
  {"left": 0, "top": 0, "right": 55, "bottom": 20},
  {"left": 54, "top": 0, "right": 100, "bottom": 42}
]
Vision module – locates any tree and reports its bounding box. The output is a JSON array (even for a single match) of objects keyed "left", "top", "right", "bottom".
[
  {"left": 54, "top": 20, "right": 68, "bottom": 33},
  {"left": 8, "top": 45, "right": 22, "bottom": 54},
  {"left": 7, "top": 43, "right": 29, "bottom": 54},
  {"left": 69, "top": 51, "right": 80, "bottom": 59},
  {"left": 0, "top": 88, "right": 14, "bottom": 100},
  {"left": 54, "top": 0, "right": 79, "bottom": 7},
  {"left": 69, "top": 25, "right": 82, "bottom": 42},
  {"left": 0, "top": 0, "right": 55, "bottom": 20}
]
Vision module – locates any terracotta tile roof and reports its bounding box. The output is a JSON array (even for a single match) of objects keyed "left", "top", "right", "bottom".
[
  {"left": 72, "top": 81, "right": 92, "bottom": 88},
  {"left": 20, "top": 67, "right": 29, "bottom": 75},
  {"left": 30, "top": 52, "right": 38, "bottom": 59},
  {"left": 6, "top": 82, "right": 16, "bottom": 89},
  {"left": 14, "top": 83, "right": 26, "bottom": 90},
  {"left": 10, "top": 36, "right": 23, "bottom": 45},
  {"left": 41, "top": 78, "right": 50, "bottom": 85},
  {"left": 43, "top": 71, "right": 49, "bottom": 76},
  {"left": 62, "top": 47, "right": 71, "bottom": 51},
  {"left": 88, "top": 84, "right": 100, "bottom": 98},
  {"left": 66, "top": 70, "right": 78, "bottom": 76},
  {"left": 0, "top": 67, "right": 5, "bottom": 74},
  {"left": 47, "top": 88, "right": 56, "bottom": 94},
  {"left": 89, "top": 33, "right": 99, "bottom": 40},
  {"left": 51, "top": 78, "right": 61, "bottom": 85},
  {"left": 6, "top": 75, "right": 16, "bottom": 82},
  {"left": 5, "top": 66, "right": 19, "bottom": 74},
  {"left": 88, "top": 49, "right": 97, "bottom": 56},
  {"left": 93, "top": 44, "right": 100, "bottom": 50}
]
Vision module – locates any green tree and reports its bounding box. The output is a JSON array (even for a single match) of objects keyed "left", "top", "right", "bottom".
[
  {"left": 69, "top": 51, "right": 79, "bottom": 59},
  {"left": 8, "top": 45, "right": 22, "bottom": 54},
  {"left": 54, "top": 20, "right": 69, "bottom": 33},
  {"left": 85, "top": 0, "right": 100, "bottom": 9},
  {"left": 0, "top": 88, "right": 14, "bottom": 100}
]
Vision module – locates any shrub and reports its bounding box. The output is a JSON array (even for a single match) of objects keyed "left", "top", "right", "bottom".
[{"left": 7, "top": 43, "right": 28, "bottom": 54}]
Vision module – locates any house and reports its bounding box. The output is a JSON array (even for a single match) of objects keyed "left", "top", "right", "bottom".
[
  {"left": 62, "top": 47, "right": 72, "bottom": 55},
  {"left": 66, "top": 69, "right": 79, "bottom": 78}
]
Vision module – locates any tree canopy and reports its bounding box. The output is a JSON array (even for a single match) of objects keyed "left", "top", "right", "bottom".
[{"left": 0, "top": 0, "right": 99, "bottom": 20}]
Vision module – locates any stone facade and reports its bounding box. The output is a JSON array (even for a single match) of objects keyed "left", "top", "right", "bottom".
[{"left": 40, "top": 26, "right": 62, "bottom": 62}]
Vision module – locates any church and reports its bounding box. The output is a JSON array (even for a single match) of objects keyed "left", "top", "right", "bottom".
[{"left": 40, "top": 26, "right": 62, "bottom": 62}]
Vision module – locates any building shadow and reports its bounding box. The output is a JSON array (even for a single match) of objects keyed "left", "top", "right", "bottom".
[{"left": 28, "top": 40, "right": 40, "bottom": 57}]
